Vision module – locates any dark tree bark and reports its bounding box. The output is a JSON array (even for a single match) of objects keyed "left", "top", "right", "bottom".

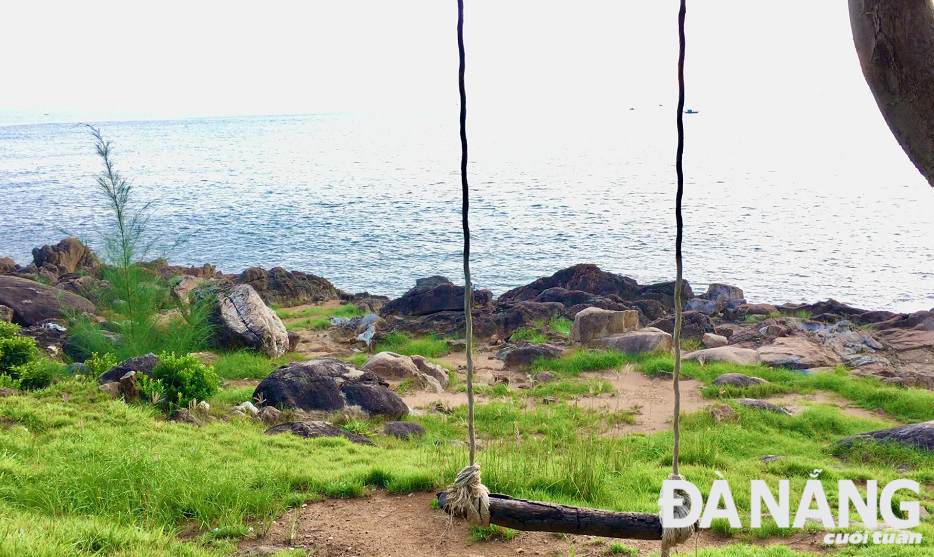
[
  {"left": 849, "top": 0, "right": 934, "bottom": 187},
  {"left": 437, "top": 493, "right": 663, "bottom": 540}
]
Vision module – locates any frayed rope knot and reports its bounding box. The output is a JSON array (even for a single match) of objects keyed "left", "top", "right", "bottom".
[
  {"left": 443, "top": 464, "right": 490, "bottom": 527},
  {"left": 660, "top": 473, "right": 695, "bottom": 557}
]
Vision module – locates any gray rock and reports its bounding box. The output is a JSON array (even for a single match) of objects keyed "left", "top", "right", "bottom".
[
  {"left": 736, "top": 398, "right": 791, "bottom": 414},
  {"left": 702, "top": 333, "right": 729, "bottom": 348},
  {"left": 99, "top": 382, "right": 120, "bottom": 398},
  {"left": 757, "top": 336, "right": 841, "bottom": 370},
  {"left": 533, "top": 371, "right": 557, "bottom": 384},
  {"left": 384, "top": 421, "right": 425, "bottom": 439},
  {"left": 501, "top": 343, "right": 563, "bottom": 369},
  {"left": 570, "top": 307, "right": 639, "bottom": 345},
  {"left": 257, "top": 405, "right": 284, "bottom": 425},
  {"left": 0, "top": 275, "right": 95, "bottom": 326},
  {"left": 236, "top": 401, "right": 260, "bottom": 416},
  {"left": 592, "top": 327, "right": 672, "bottom": 354},
  {"left": 685, "top": 346, "right": 758, "bottom": 366},
  {"left": 265, "top": 421, "right": 375, "bottom": 445},
  {"left": 704, "top": 283, "right": 744, "bottom": 302},
  {"left": 253, "top": 358, "right": 408, "bottom": 419},
  {"left": 215, "top": 284, "right": 289, "bottom": 358},
  {"left": 712, "top": 373, "right": 770, "bottom": 387},
  {"left": 363, "top": 352, "right": 444, "bottom": 393},
  {"left": 839, "top": 421, "right": 934, "bottom": 452},
  {"left": 0, "top": 305, "right": 12, "bottom": 323},
  {"left": 97, "top": 353, "right": 160, "bottom": 384},
  {"left": 117, "top": 371, "right": 139, "bottom": 401},
  {"left": 686, "top": 298, "right": 722, "bottom": 316}
]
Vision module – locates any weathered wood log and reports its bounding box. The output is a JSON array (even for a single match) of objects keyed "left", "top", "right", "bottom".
[
  {"left": 437, "top": 492, "right": 663, "bottom": 540},
  {"left": 849, "top": 0, "right": 934, "bottom": 188}
]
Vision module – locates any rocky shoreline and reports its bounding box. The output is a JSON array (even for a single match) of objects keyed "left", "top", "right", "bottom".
[{"left": 2, "top": 237, "right": 934, "bottom": 393}]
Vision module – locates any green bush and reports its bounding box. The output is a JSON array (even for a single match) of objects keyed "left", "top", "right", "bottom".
[
  {"left": 0, "top": 336, "right": 38, "bottom": 374},
  {"left": 149, "top": 352, "right": 220, "bottom": 410},
  {"left": 11, "top": 359, "right": 64, "bottom": 390},
  {"left": 0, "top": 321, "right": 21, "bottom": 340}
]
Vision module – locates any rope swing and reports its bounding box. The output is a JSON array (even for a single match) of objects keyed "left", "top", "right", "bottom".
[
  {"left": 442, "top": 0, "right": 491, "bottom": 528},
  {"left": 441, "top": 1, "right": 695, "bottom": 550}
]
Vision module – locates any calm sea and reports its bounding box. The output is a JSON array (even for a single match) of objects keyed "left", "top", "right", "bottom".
[{"left": 1, "top": 110, "right": 933, "bottom": 312}]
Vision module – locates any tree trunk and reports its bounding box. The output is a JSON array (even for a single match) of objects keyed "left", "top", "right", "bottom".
[{"left": 849, "top": 0, "right": 934, "bottom": 187}]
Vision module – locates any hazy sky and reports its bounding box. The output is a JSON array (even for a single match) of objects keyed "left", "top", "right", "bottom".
[{"left": 0, "top": 1, "right": 869, "bottom": 125}]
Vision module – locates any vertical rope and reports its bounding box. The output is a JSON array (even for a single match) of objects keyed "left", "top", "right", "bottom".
[
  {"left": 457, "top": 0, "right": 477, "bottom": 469},
  {"left": 671, "top": 0, "right": 686, "bottom": 480},
  {"left": 444, "top": 0, "right": 490, "bottom": 527},
  {"left": 661, "top": 2, "right": 689, "bottom": 555}
]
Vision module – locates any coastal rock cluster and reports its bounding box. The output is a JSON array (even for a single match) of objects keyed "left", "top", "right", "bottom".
[{"left": 2, "top": 238, "right": 934, "bottom": 401}]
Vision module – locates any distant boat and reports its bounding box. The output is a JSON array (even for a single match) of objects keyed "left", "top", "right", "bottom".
[{"left": 685, "top": 109, "right": 699, "bottom": 114}]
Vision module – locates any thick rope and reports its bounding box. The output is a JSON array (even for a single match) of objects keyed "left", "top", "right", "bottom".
[
  {"left": 444, "top": 0, "right": 490, "bottom": 527},
  {"left": 661, "top": 1, "right": 692, "bottom": 555}
]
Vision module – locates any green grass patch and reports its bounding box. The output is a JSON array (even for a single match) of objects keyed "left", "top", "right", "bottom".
[
  {"left": 276, "top": 303, "right": 364, "bottom": 321},
  {"left": 213, "top": 351, "right": 275, "bottom": 380},
  {"left": 510, "top": 327, "right": 549, "bottom": 344},
  {"left": 375, "top": 332, "right": 450, "bottom": 358},
  {"left": 469, "top": 524, "right": 517, "bottom": 542},
  {"left": 529, "top": 349, "right": 640, "bottom": 375}
]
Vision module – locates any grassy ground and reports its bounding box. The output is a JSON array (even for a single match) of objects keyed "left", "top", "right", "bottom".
[
  {"left": 276, "top": 303, "right": 364, "bottom": 331},
  {"left": 2, "top": 334, "right": 933, "bottom": 556}
]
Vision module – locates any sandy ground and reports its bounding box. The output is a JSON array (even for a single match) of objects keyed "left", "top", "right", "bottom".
[{"left": 237, "top": 491, "right": 830, "bottom": 557}]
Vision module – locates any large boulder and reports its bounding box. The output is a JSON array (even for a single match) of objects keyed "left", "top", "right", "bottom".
[
  {"left": 704, "top": 283, "right": 744, "bottom": 302},
  {"left": 757, "top": 335, "right": 841, "bottom": 370},
  {"left": 214, "top": 284, "right": 289, "bottom": 358},
  {"left": 379, "top": 309, "right": 498, "bottom": 338},
  {"left": 362, "top": 352, "right": 444, "bottom": 392},
  {"left": 571, "top": 307, "right": 639, "bottom": 345},
  {"left": 649, "top": 311, "right": 715, "bottom": 340},
  {"left": 839, "top": 421, "right": 934, "bottom": 452},
  {"left": 381, "top": 277, "right": 492, "bottom": 317},
  {"left": 31, "top": 238, "right": 99, "bottom": 280},
  {"left": 684, "top": 346, "right": 759, "bottom": 366},
  {"left": 635, "top": 280, "right": 694, "bottom": 308},
  {"left": 702, "top": 333, "right": 729, "bottom": 348},
  {"left": 253, "top": 359, "right": 408, "bottom": 419},
  {"left": 265, "top": 421, "right": 375, "bottom": 445},
  {"left": 0, "top": 258, "right": 17, "bottom": 275},
  {"left": 498, "top": 264, "right": 692, "bottom": 308},
  {"left": 498, "top": 264, "right": 639, "bottom": 303},
  {"left": 238, "top": 267, "right": 342, "bottom": 307},
  {"left": 592, "top": 327, "right": 672, "bottom": 354},
  {"left": 97, "top": 353, "right": 160, "bottom": 383},
  {"left": 500, "top": 343, "right": 563, "bottom": 369},
  {"left": 496, "top": 301, "right": 565, "bottom": 334},
  {"left": 0, "top": 276, "right": 95, "bottom": 326}
]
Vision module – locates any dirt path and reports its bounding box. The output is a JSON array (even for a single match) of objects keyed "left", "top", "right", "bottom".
[{"left": 237, "top": 491, "right": 829, "bottom": 557}]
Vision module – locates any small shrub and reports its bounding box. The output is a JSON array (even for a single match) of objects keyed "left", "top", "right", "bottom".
[
  {"left": 0, "top": 374, "right": 21, "bottom": 389},
  {"left": 0, "top": 336, "right": 38, "bottom": 374},
  {"left": 12, "top": 359, "right": 64, "bottom": 390},
  {"left": 0, "top": 321, "right": 21, "bottom": 340},
  {"left": 149, "top": 352, "right": 220, "bottom": 410},
  {"left": 85, "top": 352, "right": 118, "bottom": 376}
]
